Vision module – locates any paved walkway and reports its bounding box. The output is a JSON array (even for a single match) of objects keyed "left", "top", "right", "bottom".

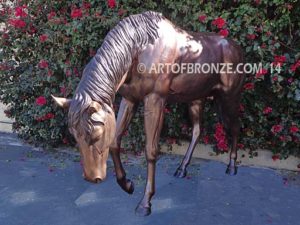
[
  {"left": 1, "top": 104, "right": 300, "bottom": 225},
  {"left": 0, "top": 132, "right": 300, "bottom": 225}
]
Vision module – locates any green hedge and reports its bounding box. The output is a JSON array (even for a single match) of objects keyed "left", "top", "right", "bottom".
[{"left": 0, "top": 0, "right": 299, "bottom": 158}]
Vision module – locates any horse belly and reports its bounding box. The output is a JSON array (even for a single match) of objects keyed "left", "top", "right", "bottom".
[{"left": 167, "top": 73, "right": 217, "bottom": 102}]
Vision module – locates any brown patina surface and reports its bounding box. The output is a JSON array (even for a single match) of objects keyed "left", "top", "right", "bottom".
[{"left": 53, "top": 11, "right": 245, "bottom": 216}]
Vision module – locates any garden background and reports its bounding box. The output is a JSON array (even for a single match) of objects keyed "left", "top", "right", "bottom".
[{"left": 0, "top": 0, "right": 299, "bottom": 159}]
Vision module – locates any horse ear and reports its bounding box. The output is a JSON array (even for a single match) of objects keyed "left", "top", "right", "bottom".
[
  {"left": 51, "top": 95, "right": 71, "bottom": 109},
  {"left": 88, "top": 101, "right": 102, "bottom": 115}
]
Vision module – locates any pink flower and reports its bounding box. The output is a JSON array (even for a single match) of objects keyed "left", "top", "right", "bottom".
[
  {"left": 198, "top": 15, "right": 207, "bottom": 23},
  {"left": 219, "top": 29, "right": 229, "bottom": 37},
  {"left": 243, "top": 82, "right": 254, "bottom": 90},
  {"left": 39, "top": 34, "right": 48, "bottom": 42},
  {"left": 256, "top": 68, "right": 268, "bottom": 78},
  {"left": 263, "top": 107, "right": 272, "bottom": 115},
  {"left": 9, "top": 19, "right": 26, "bottom": 28},
  {"left": 108, "top": 0, "right": 116, "bottom": 8},
  {"left": 212, "top": 17, "right": 226, "bottom": 29},
  {"left": 36, "top": 96, "right": 47, "bottom": 106},
  {"left": 38, "top": 59, "right": 49, "bottom": 69},
  {"left": 15, "top": 6, "right": 27, "bottom": 17},
  {"left": 71, "top": 8, "right": 82, "bottom": 18},
  {"left": 290, "top": 125, "right": 299, "bottom": 134},
  {"left": 271, "top": 124, "right": 283, "bottom": 134}
]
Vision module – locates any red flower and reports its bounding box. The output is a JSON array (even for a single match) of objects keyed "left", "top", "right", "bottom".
[
  {"left": 166, "top": 137, "right": 176, "bottom": 145},
  {"left": 261, "top": 43, "right": 267, "bottom": 49},
  {"left": 28, "top": 24, "right": 37, "bottom": 34},
  {"left": 212, "top": 17, "right": 226, "bottom": 29},
  {"left": 89, "top": 49, "right": 96, "bottom": 57},
  {"left": 263, "top": 107, "right": 272, "bottom": 115},
  {"left": 256, "top": 68, "right": 268, "bottom": 78},
  {"left": 214, "top": 123, "right": 228, "bottom": 152},
  {"left": 47, "top": 11, "right": 56, "bottom": 20},
  {"left": 219, "top": 29, "right": 229, "bottom": 37},
  {"left": 83, "top": 2, "right": 91, "bottom": 9},
  {"left": 272, "top": 155, "right": 280, "bottom": 161},
  {"left": 71, "top": 8, "right": 83, "bottom": 19},
  {"left": 198, "top": 15, "right": 207, "bottom": 23},
  {"left": 60, "top": 86, "right": 66, "bottom": 94},
  {"left": 271, "top": 124, "right": 283, "bottom": 134},
  {"left": 272, "top": 76, "right": 278, "bottom": 82},
  {"left": 9, "top": 19, "right": 26, "bottom": 28},
  {"left": 108, "top": 0, "right": 116, "bottom": 8},
  {"left": 63, "top": 137, "right": 69, "bottom": 144},
  {"left": 247, "top": 34, "right": 256, "bottom": 40},
  {"left": 46, "top": 113, "right": 55, "bottom": 119},
  {"left": 273, "top": 55, "right": 286, "bottom": 66},
  {"left": 243, "top": 82, "right": 254, "bottom": 90},
  {"left": 290, "top": 125, "right": 299, "bottom": 134},
  {"left": 164, "top": 107, "right": 171, "bottom": 113},
  {"left": 287, "top": 78, "right": 294, "bottom": 84},
  {"left": 65, "top": 69, "right": 71, "bottom": 77},
  {"left": 290, "top": 60, "right": 300, "bottom": 72},
  {"left": 39, "top": 34, "right": 48, "bottom": 42},
  {"left": 38, "top": 59, "right": 49, "bottom": 69},
  {"left": 36, "top": 96, "right": 47, "bottom": 106},
  {"left": 203, "top": 135, "right": 209, "bottom": 144},
  {"left": 239, "top": 104, "right": 245, "bottom": 112},
  {"left": 237, "top": 143, "right": 244, "bottom": 149},
  {"left": 15, "top": 6, "right": 27, "bottom": 17}
]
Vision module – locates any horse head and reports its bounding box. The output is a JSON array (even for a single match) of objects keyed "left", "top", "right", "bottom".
[{"left": 52, "top": 95, "right": 116, "bottom": 183}]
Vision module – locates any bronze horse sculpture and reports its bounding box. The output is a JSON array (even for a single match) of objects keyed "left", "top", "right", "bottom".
[{"left": 52, "top": 11, "right": 245, "bottom": 216}]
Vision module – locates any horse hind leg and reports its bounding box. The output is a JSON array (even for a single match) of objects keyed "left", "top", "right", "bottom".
[
  {"left": 216, "top": 96, "right": 240, "bottom": 175},
  {"left": 174, "top": 99, "right": 205, "bottom": 178}
]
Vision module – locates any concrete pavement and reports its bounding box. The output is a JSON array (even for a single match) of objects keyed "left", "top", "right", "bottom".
[{"left": 0, "top": 132, "right": 300, "bottom": 225}]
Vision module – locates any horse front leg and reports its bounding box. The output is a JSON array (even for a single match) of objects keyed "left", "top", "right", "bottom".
[
  {"left": 110, "top": 97, "right": 137, "bottom": 194},
  {"left": 135, "top": 93, "right": 165, "bottom": 216},
  {"left": 174, "top": 99, "right": 205, "bottom": 178}
]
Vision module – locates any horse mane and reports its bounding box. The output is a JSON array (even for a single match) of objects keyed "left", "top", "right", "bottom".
[{"left": 68, "top": 11, "right": 163, "bottom": 136}]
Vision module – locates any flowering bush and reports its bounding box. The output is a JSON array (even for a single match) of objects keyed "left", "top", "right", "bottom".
[{"left": 0, "top": 0, "right": 299, "bottom": 158}]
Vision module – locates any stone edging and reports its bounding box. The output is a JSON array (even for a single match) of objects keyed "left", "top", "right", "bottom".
[{"left": 160, "top": 142, "right": 300, "bottom": 172}]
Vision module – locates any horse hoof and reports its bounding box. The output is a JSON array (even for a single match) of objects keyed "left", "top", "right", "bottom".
[
  {"left": 125, "top": 179, "right": 135, "bottom": 194},
  {"left": 174, "top": 168, "right": 187, "bottom": 178},
  {"left": 225, "top": 166, "right": 238, "bottom": 176},
  {"left": 135, "top": 204, "right": 151, "bottom": 217},
  {"left": 117, "top": 178, "right": 135, "bottom": 194}
]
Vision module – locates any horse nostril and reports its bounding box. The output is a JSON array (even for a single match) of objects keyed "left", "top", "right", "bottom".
[{"left": 94, "top": 178, "right": 102, "bottom": 183}]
